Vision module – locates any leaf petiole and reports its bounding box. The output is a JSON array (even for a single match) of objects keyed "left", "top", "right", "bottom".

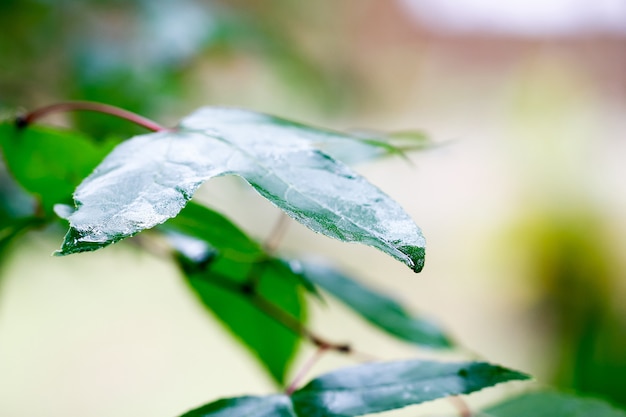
[{"left": 15, "top": 101, "right": 167, "bottom": 132}]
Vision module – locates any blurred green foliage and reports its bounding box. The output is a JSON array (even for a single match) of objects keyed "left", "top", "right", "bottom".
[
  {"left": 516, "top": 207, "right": 626, "bottom": 408},
  {"left": 0, "top": 0, "right": 359, "bottom": 138}
]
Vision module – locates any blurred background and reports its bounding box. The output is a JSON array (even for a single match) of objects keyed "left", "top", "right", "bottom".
[{"left": 1, "top": 0, "right": 625, "bottom": 416}]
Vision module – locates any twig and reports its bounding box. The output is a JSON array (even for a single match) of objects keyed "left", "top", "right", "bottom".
[
  {"left": 15, "top": 101, "right": 167, "bottom": 132},
  {"left": 263, "top": 213, "right": 291, "bottom": 254},
  {"left": 246, "top": 289, "right": 351, "bottom": 353},
  {"left": 449, "top": 395, "right": 472, "bottom": 417},
  {"left": 135, "top": 230, "right": 354, "bottom": 356},
  {"left": 285, "top": 346, "right": 328, "bottom": 395}
]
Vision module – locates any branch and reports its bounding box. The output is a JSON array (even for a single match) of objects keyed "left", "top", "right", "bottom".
[
  {"left": 15, "top": 101, "right": 167, "bottom": 132},
  {"left": 449, "top": 395, "right": 472, "bottom": 417},
  {"left": 204, "top": 269, "right": 351, "bottom": 353}
]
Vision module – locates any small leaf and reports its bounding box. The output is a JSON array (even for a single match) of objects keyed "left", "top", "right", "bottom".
[
  {"left": 320, "top": 129, "right": 432, "bottom": 165},
  {"left": 291, "top": 360, "right": 530, "bottom": 417},
  {"left": 0, "top": 122, "right": 114, "bottom": 213},
  {"left": 482, "top": 391, "right": 626, "bottom": 417},
  {"left": 179, "top": 395, "right": 296, "bottom": 417},
  {"left": 56, "top": 107, "right": 425, "bottom": 272},
  {"left": 292, "top": 260, "right": 453, "bottom": 348}
]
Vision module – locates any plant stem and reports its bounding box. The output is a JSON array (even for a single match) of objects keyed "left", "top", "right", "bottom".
[
  {"left": 137, "top": 233, "right": 353, "bottom": 355},
  {"left": 285, "top": 346, "right": 328, "bottom": 395},
  {"left": 15, "top": 101, "right": 167, "bottom": 132},
  {"left": 246, "top": 289, "right": 351, "bottom": 353},
  {"left": 263, "top": 213, "right": 291, "bottom": 254},
  {"left": 448, "top": 395, "right": 472, "bottom": 417}
]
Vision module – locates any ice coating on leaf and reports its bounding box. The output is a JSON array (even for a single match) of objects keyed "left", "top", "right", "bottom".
[
  {"left": 56, "top": 130, "right": 234, "bottom": 254},
  {"left": 57, "top": 107, "right": 425, "bottom": 272}
]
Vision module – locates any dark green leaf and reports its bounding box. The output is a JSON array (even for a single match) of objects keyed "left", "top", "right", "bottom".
[
  {"left": 166, "top": 213, "right": 306, "bottom": 385},
  {"left": 482, "top": 391, "right": 626, "bottom": 417},
  {"left": 184, "top": 257, "right": 305, "bottom": 385},
  {"left": 164, "top": 202, "right": 320, "bottom": 298},
  {"left": 163, "top": 201, "right": 263, "bottom": 259},
  {"left": 291, "top": 360, "right": 530, "bottom": 417},
  {"left": 179, "top": 360, "right": 528, "bottom": 417},
  {"left": 292, "top": 260, "right": 452, "bottom": 348},
  {"left": 0, "top": 121, "right": 114, "bottom": 213},
  {"left": 0, "top": 217, "right": 45, "bottom": 251},
  {"left": 56, "top": 108, "right": 425, "bottom": 272},
  {"left": 180, "top": 395, "right": 296, "bottom": 417}
]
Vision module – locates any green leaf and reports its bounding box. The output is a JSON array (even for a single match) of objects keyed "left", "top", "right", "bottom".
[
  {"left": 0, "top": 121, "right": 114, "bottom": 213},
  {"left": 183, "top": 257, "right": 305, "bottom": 385},
  {"left": 320, "top": 129, "right": 432, "bottom": 165},
  {"left": 56, "top": 107, "right": 426, "bottom": 272},
  {"left": 164, "top": 202, "right": 320, "bottom": 298},
  {"left": 180, "top": 395, "right": 296, "bottom": 417},
  {"left": 291, "top": 359, "right": 529, "bottom": 417},
  {"left": 0, "top": 217, "right": 45, "bottom": 250},
  {"left": 482, "top": 391, "right": 626, "bottom": 417},
  {"left": 291, "top": 260, "right": 453, "bottom": 348},
  {"left": 178, "top": 359, "right": 528, "bottom": 417},
  {"left": 163, "top": 201, "right": 263, "bottom": 260},
  {"left": 165, "top": 207, "right": 307, "bottom": 385}
]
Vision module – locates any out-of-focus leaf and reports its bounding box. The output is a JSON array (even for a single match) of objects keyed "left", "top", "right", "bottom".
[
  {"left": 0, "top": 164, "right": 36, "bottom": 223},
  {"left": 183, "top": 257, "right": 305, "bottom": 385},
  {"left": 179, "top": 359, "right": 528, "bottom": 417},
  {"left": 291, "top": 359, "right": 529, "bottom": 417},
  {"left": 57, "top": 107, "right": 426, "bottom": 273},
  {"left": 320, "top": 129, "right": 433, "bottom": 165},
  {"left": 163, "top": 203, "right": 320, "bottom": 298},
  {"left": 165, "top": 212, "right": 306, "bottom": 385},
  {"left": 291, "top": 260, "right": 452, "bottom": 348},
  {"left": 482, "top": 391, "right": 626, "bottom": 417},
  {"left": 0, "top": 217, "right": 45, "bottom": 251},
  {"left": 0, "top": 121, "right": 113, "bottom": 213},
  {"left": 162, "top": 201, "right": 263, "bottom": 260},
  {"left": 180, "top": 395, "right": 296, "bottom": 417}
]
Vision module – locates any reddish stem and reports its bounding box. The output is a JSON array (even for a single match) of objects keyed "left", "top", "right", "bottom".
[
  {"left": 285, "top": 346, "right": 328, "bottom": 395},
  {"left": 449, "top": 395, "right": 472, "bottom": 417},
  {"left": 16, "top": 101, "right": 167, "bottom": 132}
]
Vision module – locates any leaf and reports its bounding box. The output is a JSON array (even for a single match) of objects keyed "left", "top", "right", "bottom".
[
  {"left": 482, "top": 391, "right": 626, "bottom": 417},
  {"left": 182, "top": 257, "right": 306, "bottom": 385},
  {"left": 291, "top": 359, "right": 529, "bottom": 417},
  {"left": 55, "top": 107, "right": 426, "bottom": 272},
  {"left": 165, "top": 206, "right": 306, "bottom": 385},
  {"left": 163, "top": 201, "right": 263, "bottom": 260},
  {"left": 320, "top": 129, "right": 433, "bottom": 165},
  {"left": 180, "top": 395, "right": 296, "bottom": 417},
  {"left": 0, "top": 121, "right": 114, "bottom": 213},
  {"left": 178, "top": 359, "right": 529, "bottom": 417},
  {"left": 0, "top": 217, "right": 45, "bottom": 251},
  {"left": 291, "top": 260, "right": 453, "bottom": 348},
  {"left": 164, "top": 202, "right": 320, "bottom": 297}
]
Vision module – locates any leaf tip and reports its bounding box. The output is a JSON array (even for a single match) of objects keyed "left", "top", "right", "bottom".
[
  {"left": 55, "top": 226, "right": 118, "bottom": 256},
  {"left": 399, "top": 244, "right": 425, "bottom": 273}
]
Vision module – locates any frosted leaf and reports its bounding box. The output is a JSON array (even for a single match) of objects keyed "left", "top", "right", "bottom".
[{"left": 57, "top": 107, "right": 426, "bottom": 272}]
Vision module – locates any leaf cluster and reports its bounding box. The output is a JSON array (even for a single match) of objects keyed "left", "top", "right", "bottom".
[{"left": 1, "top": 105, "right": 623, "bottom": 416}]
